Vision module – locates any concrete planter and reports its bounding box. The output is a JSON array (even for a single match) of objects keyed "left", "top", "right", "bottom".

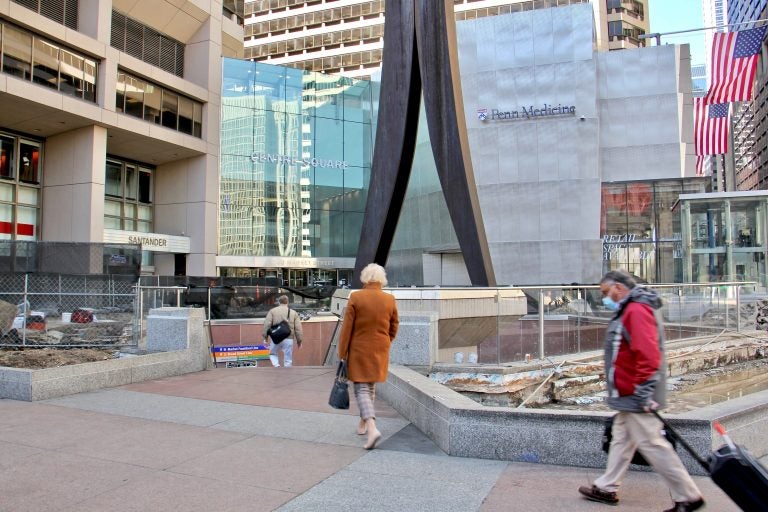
[
  {"left": 379, "top": 365, "right": 768, "bottom": 475},
  {"left": 0, "top": 307, "right": 209, "bottom": 401}
]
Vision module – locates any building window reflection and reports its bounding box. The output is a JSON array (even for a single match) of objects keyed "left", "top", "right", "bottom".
[
  {"left": 116, "top": 71, "right": 203, "bottom": 137},
  {"left": 219, "top": 59, "right": 373, "bottom": 263},
  {"left": 601, "top": 178, "right": 708, "bottom": 283},
  {"left": 0, "top": 21, "right": 97, "bottom": 101}
]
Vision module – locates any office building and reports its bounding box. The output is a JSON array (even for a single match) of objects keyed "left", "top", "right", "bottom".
[
  {"left": 729, "top": 0, "right": 768, "bottom": 191},
  {"left": 703, "top": 0, "right": 728, "bottom": 80},
  {"left": 0, "top": 0, "right": 244, "bottom": 276},
  {"left": 243, "top": 0, "right": 649, "bottom": 78},
  {"left": 691, "top": 63, "right": 707, "bottom": 95},
  {"left": 222, "top": 3, "right": 697, "bottom": 286}
]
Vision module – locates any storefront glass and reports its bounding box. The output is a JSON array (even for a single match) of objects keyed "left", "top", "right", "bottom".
[
  {"left": 219, "top": 59, "right": 373, "bottom": 260},
  {"left": 601, "top": 179, "right": 708, "bottom": 283},
  {"left": 675, "top": 194, "right": 768, "bottom": 284}
]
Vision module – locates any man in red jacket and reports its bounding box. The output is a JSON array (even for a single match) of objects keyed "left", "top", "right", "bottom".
[{"left": 578, "top": 270, "right": 705, "bottom": 512}]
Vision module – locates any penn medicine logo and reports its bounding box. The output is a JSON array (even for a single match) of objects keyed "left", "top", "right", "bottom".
[{"left": 477, "top": 108, "right": 487, "bottom": 121}]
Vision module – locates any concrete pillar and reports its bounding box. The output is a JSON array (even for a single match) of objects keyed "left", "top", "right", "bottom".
[
  {"left": 41, "top": 125, "right": 107, "bottom": 273},
  {"left": 724, "top": 200, "right": 734, "bottom": 280},
  {"left": 42, "top": 125, "right": 107, "bottom": 243},
  {"left": 154, "top": 154, "right": 217, "bottom": 276},
  {"left": 77, "top": 0, "right": 111, "bottom": 43},
  {"left": 682, "top": 202, "right": 692, "bottom": 282}
]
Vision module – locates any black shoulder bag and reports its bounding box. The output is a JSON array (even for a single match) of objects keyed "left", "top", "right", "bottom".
[{"left": 268, "top": 307, "right": 292, "bottom": 344}]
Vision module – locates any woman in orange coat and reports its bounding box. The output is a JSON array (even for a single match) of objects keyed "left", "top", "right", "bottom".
[{"left": 338, "top": 263, "right": 399, "bottom": 449}]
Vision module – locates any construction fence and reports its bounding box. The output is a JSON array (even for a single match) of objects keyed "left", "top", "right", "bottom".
[
  {"left": 0, "top": 273, "right": 137, "bottom": 347},
  {"left": 0, "top": 273, "right": 337, "bottom": 348}
]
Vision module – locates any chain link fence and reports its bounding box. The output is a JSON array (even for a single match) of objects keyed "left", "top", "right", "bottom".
[{"left": 0, "top": 273, "right": 137, "bottom": 347}]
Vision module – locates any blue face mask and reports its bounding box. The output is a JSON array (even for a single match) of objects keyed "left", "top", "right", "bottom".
[{"left": 602, "top": 296, "right": 620, "bottom": 311}]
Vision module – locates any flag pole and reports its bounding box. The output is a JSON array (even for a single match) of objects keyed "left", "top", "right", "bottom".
[{"left": 640, "top": 18, "right": 768, "bottom": 45}]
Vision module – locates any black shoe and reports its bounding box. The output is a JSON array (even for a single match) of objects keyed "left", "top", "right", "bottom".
[
  {"left": 578, "top": 485, "right": 619, "bottom": 506},
  {"left": 663, "top": 498, "right": 705, "bottom": 512}
]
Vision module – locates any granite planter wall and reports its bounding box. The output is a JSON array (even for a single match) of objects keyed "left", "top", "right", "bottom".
[{"left": 379, "top": 365, "right": 768, "bottom": 475}]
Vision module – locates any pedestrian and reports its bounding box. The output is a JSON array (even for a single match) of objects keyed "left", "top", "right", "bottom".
[
  {"left": 263, "top": 295, "right": 303, "bottom": 368},
  {"left": 578, "top": 270, "right": 705, "bottom": 512},
  {"left": 338, "top": 263, "right": 399, "bottom": 450}
]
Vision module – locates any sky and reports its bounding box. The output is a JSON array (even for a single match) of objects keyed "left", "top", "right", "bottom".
[{"left": 648, "top": 0, "right": 707, "bottom": 66}]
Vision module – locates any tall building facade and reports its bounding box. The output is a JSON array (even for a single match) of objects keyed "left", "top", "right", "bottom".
[
  {"left": 0, "top": 0, "right": 244, "bottom": 276},
  {"left": 224, "top": 3, "right": 695, "bottom": 286},
  {"left": 243, "top": 0, "right": 649, "bottom": 78},
  {"left": 729, "top": 0, "right": 768, "bottom": 190},
  {"left": 703, "top": 0, "right": 727, "bottom": 81}
]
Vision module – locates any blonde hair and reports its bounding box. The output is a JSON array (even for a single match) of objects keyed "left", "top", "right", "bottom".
[{"left": 360, "top": 263, "right": 388, "bottom": 286}]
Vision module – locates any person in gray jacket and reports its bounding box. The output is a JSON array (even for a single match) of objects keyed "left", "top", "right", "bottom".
[
  {"left": 578, "top": 270, "right": 704, "bottom": 512},
  {"left": 262, "top": 295, "right": 303, "bottom": 368}
]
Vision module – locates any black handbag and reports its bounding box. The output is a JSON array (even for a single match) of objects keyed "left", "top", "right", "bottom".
[
  {"left": 328, "top": 360, "right": 350, "bottom": 409},
  {"left": 602, "top": 414, "right": 677, "bottom": 466},
  {"left": 268, "top": 308, "right": 292, "bottom": 344}
]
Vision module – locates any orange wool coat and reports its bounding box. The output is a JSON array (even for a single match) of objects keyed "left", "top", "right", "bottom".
[{"left": 337, "top": 282, "right": 399, "bottom": 383}]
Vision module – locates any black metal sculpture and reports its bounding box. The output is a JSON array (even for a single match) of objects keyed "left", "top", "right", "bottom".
[{"left": 353, "top": 0, "right": 496, "bottom": 287}]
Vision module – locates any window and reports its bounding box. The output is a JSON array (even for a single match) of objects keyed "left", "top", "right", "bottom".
[
  {"left": 0, "top": 136, "right": 14, "bottom": 179},
  {"left": 143, "top": 84, "right": 162, "bottom": 124},
  {"left": 105, "top": 161, "right": 122, "bottom": 197},
  {"left": 59, "top": 50, "right": 84, "bottom": 97},
  {"left": 32, "top": 38, "right": 59, "bottom": 89},
  {"left": 0, "top": 20, "right": 97, "bottom": 101},
  {"left": 2, "top": 25, "right": 33, "bottom": 80},
  {"left": 161, "top": 90, "right": 178, "bottom": 129},
  {"left": 104, "top": 158, "right": 153, "bottom": 232},
  {"left": 124, "top": 75, "right": 146, "bottom": 118},
  {"left": 178, "top": 96, "right": 194, "bottom": 135},
  {"left": 18, "top": 142, "right": 40, "bottom": 184},
  {"left": 116, "top": 70, "right": 203, "bottom": 138},
  {"left": 0, "top": 133, "right": 41, "bottom": 241}
]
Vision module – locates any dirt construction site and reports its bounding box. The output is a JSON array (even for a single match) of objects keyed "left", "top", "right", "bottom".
[{"left": 433, "top": 331, "right": 768, "bottom": 413}]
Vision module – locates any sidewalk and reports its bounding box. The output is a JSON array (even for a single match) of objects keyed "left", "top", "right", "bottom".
[{"left": 0, "top": 367, "right": 743, "bottom": 511}]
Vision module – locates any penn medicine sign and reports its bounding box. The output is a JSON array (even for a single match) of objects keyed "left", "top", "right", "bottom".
[{"left": 477, "top": 103, "right": 576, "bottom": 121}]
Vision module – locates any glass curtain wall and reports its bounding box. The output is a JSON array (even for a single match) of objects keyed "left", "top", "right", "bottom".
[
  {"left": 219, "top": 58, "right": 373, "bottom": 259},
  {"left": 678, "top": 196, "right": 768, "bottom": 285},
  {"left": 601, "top": 179, "right": 708, "bottom": 282}
]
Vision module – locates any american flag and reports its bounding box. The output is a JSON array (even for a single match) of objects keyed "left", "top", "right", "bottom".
[
  {"left": 706, "top": 25, "right": 768, "bottom": 104},
  {"left": 695, "top": 155, "right": 709, "bottom": 177},
  {"left": 694, "top": 98, "right": 729, "bottom": 160}
]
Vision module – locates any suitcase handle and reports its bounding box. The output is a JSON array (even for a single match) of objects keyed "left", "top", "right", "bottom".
[{"left": 651, "top": 410, "right": 710, "bottom": 472}]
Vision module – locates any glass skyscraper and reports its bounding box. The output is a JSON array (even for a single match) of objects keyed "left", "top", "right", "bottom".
[{"left": 218, "top": 58, "right": 373, "bottom": 283}]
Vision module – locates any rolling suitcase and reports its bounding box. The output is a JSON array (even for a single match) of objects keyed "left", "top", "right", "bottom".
[{"left": 653, "top": 411, "right": 768, "bottom": 512}]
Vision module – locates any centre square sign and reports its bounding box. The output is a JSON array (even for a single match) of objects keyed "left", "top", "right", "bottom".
[{"left": 477, "top": 103, "right": 576, "bottom": 121}]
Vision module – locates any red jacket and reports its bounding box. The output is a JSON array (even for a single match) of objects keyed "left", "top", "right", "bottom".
[
  {"left": 604, "top": 286, "right": 666, "bottom": 412},
  {"left": 612, "top": 302, "right": 661, "bottom": 396}
]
